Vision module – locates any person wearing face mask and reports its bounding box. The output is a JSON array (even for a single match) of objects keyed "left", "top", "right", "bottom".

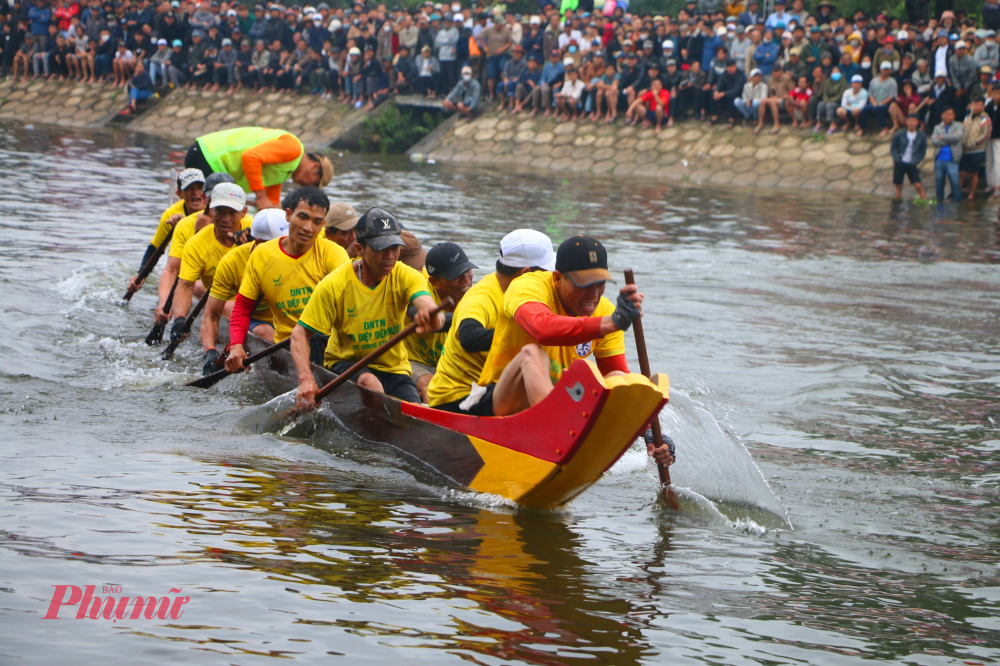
[
  {"left": 753, "top": 28, "right": 778, "bottom": 76},
  {"left": 873, "top": 34, "right": 900, "bottom": 73},
  {"left": 443, "top": 64, "right": 480, "bottom": 117},
  {"left": 844, "top": 30, "right": 863, "bottom": 63},
  {"left": 975, "top": 30, "right": 999, "bottom": 71},
  {"left": 857, "top": 55, "right": 873, "bottom": 86},
  {"left": 814, "top": 66, "right": 847, "bottom": 133}
]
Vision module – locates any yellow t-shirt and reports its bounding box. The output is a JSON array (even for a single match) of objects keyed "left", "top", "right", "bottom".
[
  {"left": 168, "top": 212, "right": 251, "bottom": 260},
  {"left": 150, "top": 199, "right": 200, "bottom": 249},
  {"left": 209, "top": 242, "right": 272, "bottom": 322},
  {"left": 297, "top": 260, "right": 431, "bottom": 374},
  {"left": 427, "top": 271, "right": 504, "bottom": 407},
  {"left": 478, "top": 271, "right": 625, "bottom": 386},
  {"left": 403, "top": 267, "right": 446, "bottom": 367},
  {"left": 178, "top": 225, "right": 239, "bottom": 290},
  {"left": 238, "top": 237, "right": 350, "bottom": 342}
]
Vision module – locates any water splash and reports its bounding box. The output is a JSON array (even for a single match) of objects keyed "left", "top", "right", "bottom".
[{"left": 611, "top": 388, "right": 791, "bottom": 529}]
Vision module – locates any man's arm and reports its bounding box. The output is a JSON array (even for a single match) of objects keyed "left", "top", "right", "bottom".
[
  {"left": 240, "top": 132, "right": 302, "bottom": 209},
  {"left": 290, "top": 323, "right": 318, "bottom": 411},
  {"left": 170, "top": 278, "right": 196, "bottom": 320},
  {"left": 201, "top": 296, "right": 226, "bottom": 353},
  {"left": 411, "top": 293, "right": 445, "bottom": 332}
]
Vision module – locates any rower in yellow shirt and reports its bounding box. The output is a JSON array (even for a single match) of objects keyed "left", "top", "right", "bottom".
[
  {"left": 198, "top": 209, "right": 289, "bottom": 376},
  {"left": 167, "top": 182, "right": 249, "bottom": 350},
  {"left": 153, "top": 172, "right": 238, "bottom": 325},
  {"left": 428, "top": 229, "right": 556, "bottom": 415},
  {"left": 224, "top": 188, "right": 351, "bottom": 375},
  {"left": 475, "top": 236, "right": 642, "bottom": 417},
  {"left": 292, "top": 207, "right": 445, "bottom": 409},
  {"left": 125, "top": 168, "right": 206, "bottom": 296},
  {"left": 403, "top": 242, "right": 478, "bottom": 403}
]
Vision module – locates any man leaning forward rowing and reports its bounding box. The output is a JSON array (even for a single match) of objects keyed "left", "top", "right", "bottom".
[
  {"left": 225, "top": 187, "right": 351, "bottom": 374},
  {"left": 476, "top": 235, "right": 673, "bottom": 466},
  {"left": 292, "top": 208, "right": 445, "bottom": 409}
]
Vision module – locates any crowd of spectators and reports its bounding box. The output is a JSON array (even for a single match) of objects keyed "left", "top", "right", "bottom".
[{"left": 2, "top": 0, "right": 1000, "bottom": 198}]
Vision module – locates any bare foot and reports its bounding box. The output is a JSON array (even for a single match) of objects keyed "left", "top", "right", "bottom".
[
  {"left": 654, "top": 124, "right": 661, "bottom": 134},
  {"left": 769, "top": 125, "right": 780, "bottom": 134},
  {"left": 753, "top": 124, "right": 763, "bottom": 134}
]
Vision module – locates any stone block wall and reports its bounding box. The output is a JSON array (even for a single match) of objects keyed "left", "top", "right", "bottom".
[
  {"left": 128, "top": 87, "right": 369, "bottom": 151},
  {"left": 410, "top": 109, "right": 919, "bottom": 198},
  {"left": 0, "top": 79, "right": 127, "bottom": 127}
]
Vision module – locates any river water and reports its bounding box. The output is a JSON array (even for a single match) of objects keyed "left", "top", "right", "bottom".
[{"left": 1, "top": 124, "right": 998, "bottom": 664}]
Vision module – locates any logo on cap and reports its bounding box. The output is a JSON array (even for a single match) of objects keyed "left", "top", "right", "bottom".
[{"left": 381, "top": 218, "right": 391, "bottom": 229}]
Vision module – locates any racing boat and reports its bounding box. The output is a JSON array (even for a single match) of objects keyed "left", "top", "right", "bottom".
[{"left": 243, "top": 333, "right": 669, "bottom": 509}]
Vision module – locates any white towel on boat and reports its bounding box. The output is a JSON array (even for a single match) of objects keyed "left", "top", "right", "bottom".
[{"left": 458, "top": 382, "right": 488, "bottom": 412}]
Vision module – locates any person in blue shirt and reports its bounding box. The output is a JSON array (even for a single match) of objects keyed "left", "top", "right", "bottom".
[
  {"left": 739, "top": 0, "right": 760, "bottom": 28},
  {"left": 753, "top": 29, "right": 779, "bottom": 76},
  {"left": 512, "top": 55, "right": 543, "bottom": 114},
  {"left": 764, "top": 0, "right": 794, "bottom": 30},
  {"left": 27, "top": 0, "right": 52, "bottom": 37},
  {"left": 701, "top": 24, "right": 723, "bottom": 72},
  {"left": 533, "top": 48, "right": 564, "bottom": 117}
]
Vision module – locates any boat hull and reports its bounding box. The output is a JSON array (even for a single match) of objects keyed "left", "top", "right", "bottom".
[{"left": 244, "top": 334, "right": 669, "bottom": 508}]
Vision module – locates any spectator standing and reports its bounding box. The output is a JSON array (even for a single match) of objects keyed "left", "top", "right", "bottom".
[
  {"left": 931, "top": 106, "right": 964, "bottom": 201},
  {"left": 481, "top": 19, "right": 511, "bottom": 102},
  {"left": 435, "top": 14, "right": 460, "bottom": 95},
  {"left": 729, "top": 25, "right": 751, "bottom": 71},
  {"left": 986, "top": 0, "right": 1000, "bottom": 32},
  {"left": 873, "top": 35, "right": 901, "bottom": 73},
  {"left": 975, "top": 30, "right": 999, "bottom": 70},
  {"left": 949, "top": 40, "right": 976, "bottom": 112},
  {"left": 959, "top": 96, "right": 991, "bottom": 198},
  {"left": 443, "top": 64, "right": 480, "bottom": 117},
  {"left": 984, "top": 87, "right": 1000, "bottom": 196},
  {"left": 891, "top": 113, "right": 928, "bottom": 199},
  {"left": 927, "top": 69, "right": 956, "bottom": 131},
  {"left": 865, "top": 62, "right": 899, "bottom": 136},
  {"left": 753, "top": 28, "right": 778, "bottom": 75}
]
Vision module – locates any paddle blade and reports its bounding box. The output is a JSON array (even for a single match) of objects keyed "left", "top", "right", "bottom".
[
  {"left": 145, "top": 321, "right": 166, "bottom": 346},
  {"left": 185, "top": 368, "right": 232, "bottom": 389}
]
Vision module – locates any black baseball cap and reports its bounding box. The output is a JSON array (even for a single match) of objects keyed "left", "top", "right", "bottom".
[
  {"left": 425, "top": 242, "right": 478, "bottom": 280},
  {"left": 555, "top": 236, "right": 615, "bottom": 287},
  {"left": 355, "top": 207, "right": 405, "bottom": 251}
]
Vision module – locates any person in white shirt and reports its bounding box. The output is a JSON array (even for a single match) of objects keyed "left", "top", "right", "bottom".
[
  {"left": 556, "top": 65, "right": 585, "bottom": 120},
  {"left": 836, "top": 74, "right": 870, "bottom": 135}
]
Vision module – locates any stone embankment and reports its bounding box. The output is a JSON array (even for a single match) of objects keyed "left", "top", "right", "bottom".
[
  {"left": 0, "top": 79, "right": 908, "bottom": 197},
  {"left": 409, "top": 109, "right": 910, "bottom": 198}
]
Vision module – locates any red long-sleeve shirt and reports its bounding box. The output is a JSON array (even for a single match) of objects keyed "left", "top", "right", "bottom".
[{"left": 514, "top": 302, "right": 629, "bottom": 375}]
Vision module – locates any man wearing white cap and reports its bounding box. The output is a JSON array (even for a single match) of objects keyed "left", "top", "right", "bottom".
[
  {"left": 428, "top": 229, "right": 556, "bottom": 415},
  {"left": 836, "top": 73, "right": 869, "bottom": 135},
  {"left": 199, "top": 208, "right": 289, "bottom": 374},
  {"left": 169, "top": 182, "right": 249, "bottom": 349},
  {"left": 443, "top": 64, "right": 481, "bottom": 117},
  {"left": 126, "top": 168, "right": 206, "bottom": 296},
  {"left": 949, "top": 40, "right": 977, "bottom": 115},
  {"left": 225, "top": 188, "right": 350, "bottom": 375},
  {"left": 866, "top": 61, "right": 900, "bottom": 137}
]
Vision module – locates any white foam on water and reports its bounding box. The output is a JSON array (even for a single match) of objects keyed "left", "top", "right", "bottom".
[{"left": 648, "top": 388, "right": 791, "bottom": 529}]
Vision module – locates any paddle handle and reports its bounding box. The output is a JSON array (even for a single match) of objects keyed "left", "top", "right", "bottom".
[
  {"left": 185, "top": 338, "right": 290, "bottom": 388},
  {"left": 161, "top": 291, "right": 209, "bottom": 360},
  {"left": 315, "top": 300, "right": 451, "bottom": 402},
  {"left": 145, "top": 276, "right": 178, "bottom": 346},
  {"left": 124, "top": 227, "right": 175, "bottom": 302},
  {"left": 624, "top": 268, "right": 678, "bottom": 509}
]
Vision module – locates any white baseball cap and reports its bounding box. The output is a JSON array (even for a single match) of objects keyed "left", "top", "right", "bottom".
[
  {"left": 956, "top": 40, "right": 967, "bottom": 49},
  {"left": 499, "top": 229, "right": 556, "bottom": 271},
  {"left": 851, "top": 74, "right": 864, "bottom": 82},
  {"left": 251, "top": 208, "right": 289, "bottom": 241},
  {"left": 897, "top": 30, "right": 908, "bottom": 40},
  {"left": 750, "top": 68, "right": 762, "bottom": 77},
  {"left": 209, "top": 183, "right": 246, "bottom": 210},
  {"left": 157, "top": 38, "right": 167, "bottom": 45},
  {"left": 880, "top": 61, "right": 892, "bottom": 70}
]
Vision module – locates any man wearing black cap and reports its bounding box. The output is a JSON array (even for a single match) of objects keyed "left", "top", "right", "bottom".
[
  {"left": 292, "top": 207, "right": 445, "bottom": 409},
  {"left": 404, "top": 242, "right": 477, "bottom": 402},
  {"left": 477, "top": 236, "right": 641, "bottom": 417}
]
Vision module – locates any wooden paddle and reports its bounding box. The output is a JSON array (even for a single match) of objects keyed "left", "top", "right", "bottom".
[
  {"left": 185, "top": 338, "right": 290, "bottom": 389},
  {"left": 123, "top": 227, "right": 174, "bottom": 302},
  {"left": 145, "top": 277, "right": 178, "bottom": 346},
  {"left": 624, "top": 268, "right": 680, "bottom": 510},
  {"left": 161, "top": 292, "right": 209, "bottom": 360},
  {"left": 311, "top": 299, "right": 451, "bottom": 405}
]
